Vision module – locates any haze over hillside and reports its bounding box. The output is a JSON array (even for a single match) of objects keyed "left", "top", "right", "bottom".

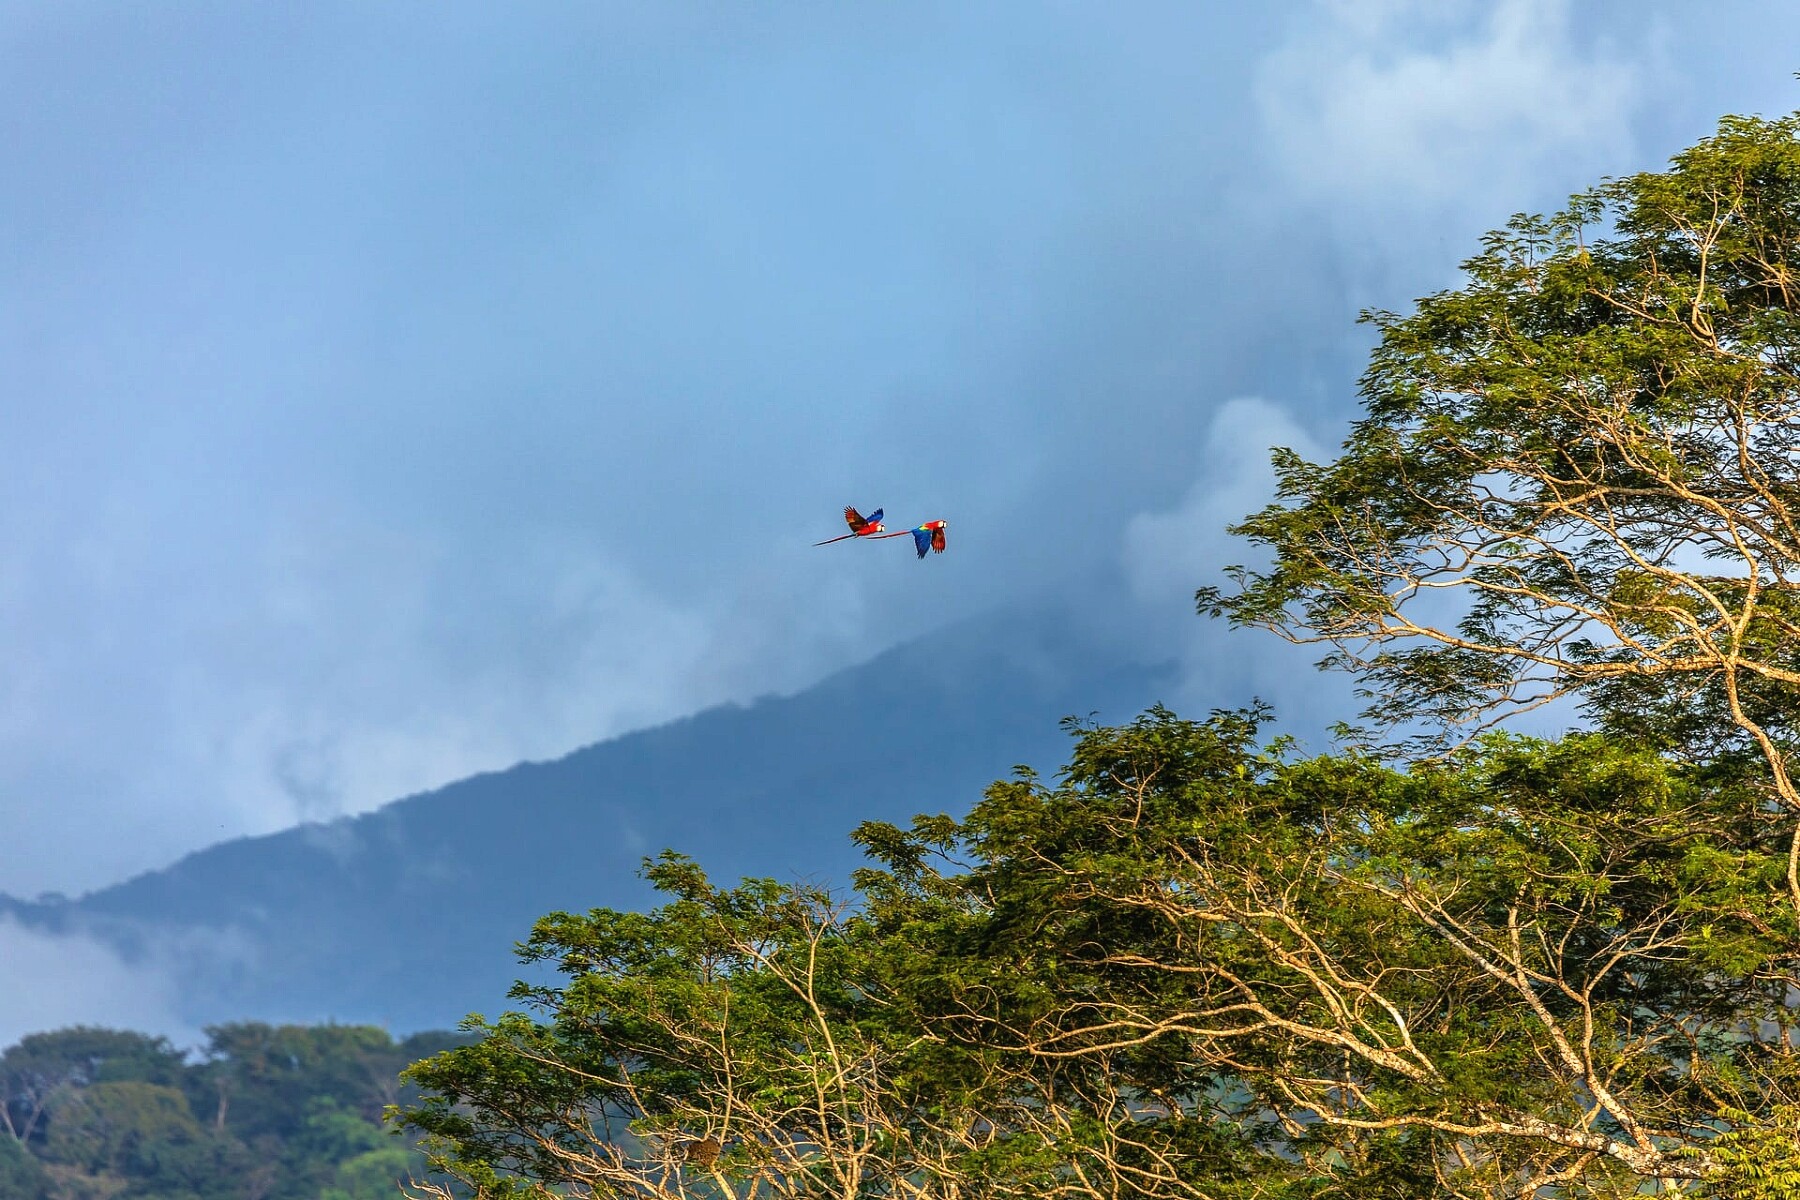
[{"left": 1, "top": 607, "right": 1171, "bottom": 1033}]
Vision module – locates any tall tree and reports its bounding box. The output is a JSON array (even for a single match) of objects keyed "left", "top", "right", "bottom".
[
  {"left": 0, "top": 1131, "right": 49, "bottom": 1198},
  {"left": 195, "top": 1022, "right": 410, "bottom": 1139},
  {"left": 402, "top": 711, "right": 1799, "bottom": 1198},
  {"left": 0, "top": 1026, "right": 184, "bottom": 1146},
  {"left": 855, "top": 710, "right": 1799, "bottom": 1197},
  {"left": 1195, "top": 112, "right": 1800, "bottom": 909},
  {"left": 400, "top": 856, "right": 1029, "bottom": 1200}
]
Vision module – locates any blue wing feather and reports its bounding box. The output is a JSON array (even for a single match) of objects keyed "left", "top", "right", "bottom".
[{"left": 911, "top": 527, "right": 931, "bottom": 558}]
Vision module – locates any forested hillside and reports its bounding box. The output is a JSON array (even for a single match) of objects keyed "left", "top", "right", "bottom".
[
  {"left": 0, "top": 1023, "right": 466, "bottom": 1200},
  {"left": 1, "top": 606, "right": 1169, "bottom": 1032}
]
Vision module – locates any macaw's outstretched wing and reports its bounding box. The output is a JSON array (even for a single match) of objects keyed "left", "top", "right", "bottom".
[
  {"left": 879, "top": 521, "right": 947, "bottom": 558},
  {"left": 819, "top": 505, "right": 886, "bottom": 545}
]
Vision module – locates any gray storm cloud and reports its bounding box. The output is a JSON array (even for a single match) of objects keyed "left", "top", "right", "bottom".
[{"left": 2, "top": 2, "right": 1799, "bottom": 899}]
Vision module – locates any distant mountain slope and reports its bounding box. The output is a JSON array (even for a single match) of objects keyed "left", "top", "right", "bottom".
[{"left": 3, "top": 608, "right": 1171, "bottom": 1031}]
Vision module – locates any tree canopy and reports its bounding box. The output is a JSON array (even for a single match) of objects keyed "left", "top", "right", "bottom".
[
  {"left": 1196, "top": 111, "right": 1800, "bottom": 913},
  {"left": 401, "top": 711, "right": 1800, "bottom": 1198},
  {"left": 0, "top": 1021, "right": 466, "bottom": 1200}
]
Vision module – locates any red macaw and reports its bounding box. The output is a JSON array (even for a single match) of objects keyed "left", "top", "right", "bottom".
[
  {"left": 813, "top": 506, "right": 886, "bottom": 546},
  {"left": 876, "top": 520, "right": 948, "bottom": 558}
]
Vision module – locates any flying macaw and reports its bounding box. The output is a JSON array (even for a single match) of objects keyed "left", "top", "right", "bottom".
[
  {"left": 813, "top": 506, "right": 886, "bottom": 545},
  {"left": 877, "top": 520, "right": 948, "bottom": 558}
]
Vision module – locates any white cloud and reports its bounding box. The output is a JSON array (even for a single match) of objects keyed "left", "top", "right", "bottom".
[
  {"left": 1122, "top": 396, "right": 1356, "bottom": 739},
  {"left": 0, "top": 483, "right": 911, "bottom": 898},
  {"left": 0, "top": 918, "right": 204, "bottom": 1050},
  {"left": 1124, "top": 396, "right": 1321, "bottom": 604},
  {"left": 1256, "top": 0, "right": 1643, "bottom": 240},
  {"left": 0, "top": 517, "right": 740, "bottom": 895}
]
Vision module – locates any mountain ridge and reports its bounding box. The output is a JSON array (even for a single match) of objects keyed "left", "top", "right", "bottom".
[{"left": 3, "top": 605, "right": 1173, "bottom": 1031}]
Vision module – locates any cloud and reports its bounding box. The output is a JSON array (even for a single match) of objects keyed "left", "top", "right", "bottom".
[
  {"left": 0, "top": 516, "right": 769, "bottom": 895},
  {"left": 1254, "top": 0, "right": 1644, "bottom": 285},
  {"left": 1121, "top": 397, "right": 1357, "bottom": 740},
  {"left": 0, "top": 1, "right": 1783, "bottom": 909},
  {"left": 1123, "top": 397, "right": 1321, "bottom": 602},
  {"left": 1258, "top": 0, "right": 1640, "bottom": 200},
  {"left": 0, "top": 4, "right": 1289, "bottom": 897},
  {"left": 0, "top": 918, "right": 202, "bottom": 1051}
]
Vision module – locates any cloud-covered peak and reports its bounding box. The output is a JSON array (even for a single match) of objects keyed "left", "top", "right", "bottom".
[{"left": 2, "top": 4, "right": 1797, "bottom": 900}]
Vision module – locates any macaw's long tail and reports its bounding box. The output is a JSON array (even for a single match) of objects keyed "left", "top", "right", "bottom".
[
  {"left": 813, "top": 533, "right": 858, "bottom": 546},
  {"left": 872, "top": 525, "right": 945, "bottom": 558}
]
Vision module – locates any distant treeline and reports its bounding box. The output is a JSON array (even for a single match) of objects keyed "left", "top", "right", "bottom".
[{"left": 0, "top": 1022, "right": 468, "bottom": 1200}]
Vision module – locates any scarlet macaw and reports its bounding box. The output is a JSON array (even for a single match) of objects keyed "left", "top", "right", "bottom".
[
  {"left": 813, "top": 506, "right": 886, "bottom": 546},
  {"left": 877, "top": 520, "right": 948, "bottom": 558}
]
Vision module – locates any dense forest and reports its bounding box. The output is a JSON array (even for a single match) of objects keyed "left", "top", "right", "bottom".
[
  {"left": 391, "top": 112, "right": 1800, "bottom": 1199},
  {"left": 0, "top": 1023, "right": 465, "bottom": 1200}
]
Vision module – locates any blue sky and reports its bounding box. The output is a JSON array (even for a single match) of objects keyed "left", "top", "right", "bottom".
[{"left": 2, "top": 1, "right": 1798, "bottom": 911}]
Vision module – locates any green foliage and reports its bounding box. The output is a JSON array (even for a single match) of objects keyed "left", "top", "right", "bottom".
[
  {"left": 859, "top": 710, "right": 1799, "bottom": 1195},
  {"left": 401, "top": 856, "right": 1027, "bottom": 1198},
  {"left": 0, "top": 1130, "right": 51, "bottom": 1195},
  {"left": 1, "top": 1027, "right": 187, "bottom": 1147},
  {"left": 194, "top": 1022, "right": 405, "bottom": 1142},
  {"left": 403, "top": 708, "right": 1800, "bottom": 1198},
  {"left": 1701, "top": 1107, "right": 1800, "bottom": 1199},
  {"left": 1195, "top": 109, "right": 1800, "bottom": 788},
  {"left": 0, "top": 1021, "right": 465, "bottom": 1200},
  {"left": 43, "top": 1081, "right": 207, "bottom": 1174},
  {"left": 325, "top": 1145, "right": 421, "bottom": 1200}
]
